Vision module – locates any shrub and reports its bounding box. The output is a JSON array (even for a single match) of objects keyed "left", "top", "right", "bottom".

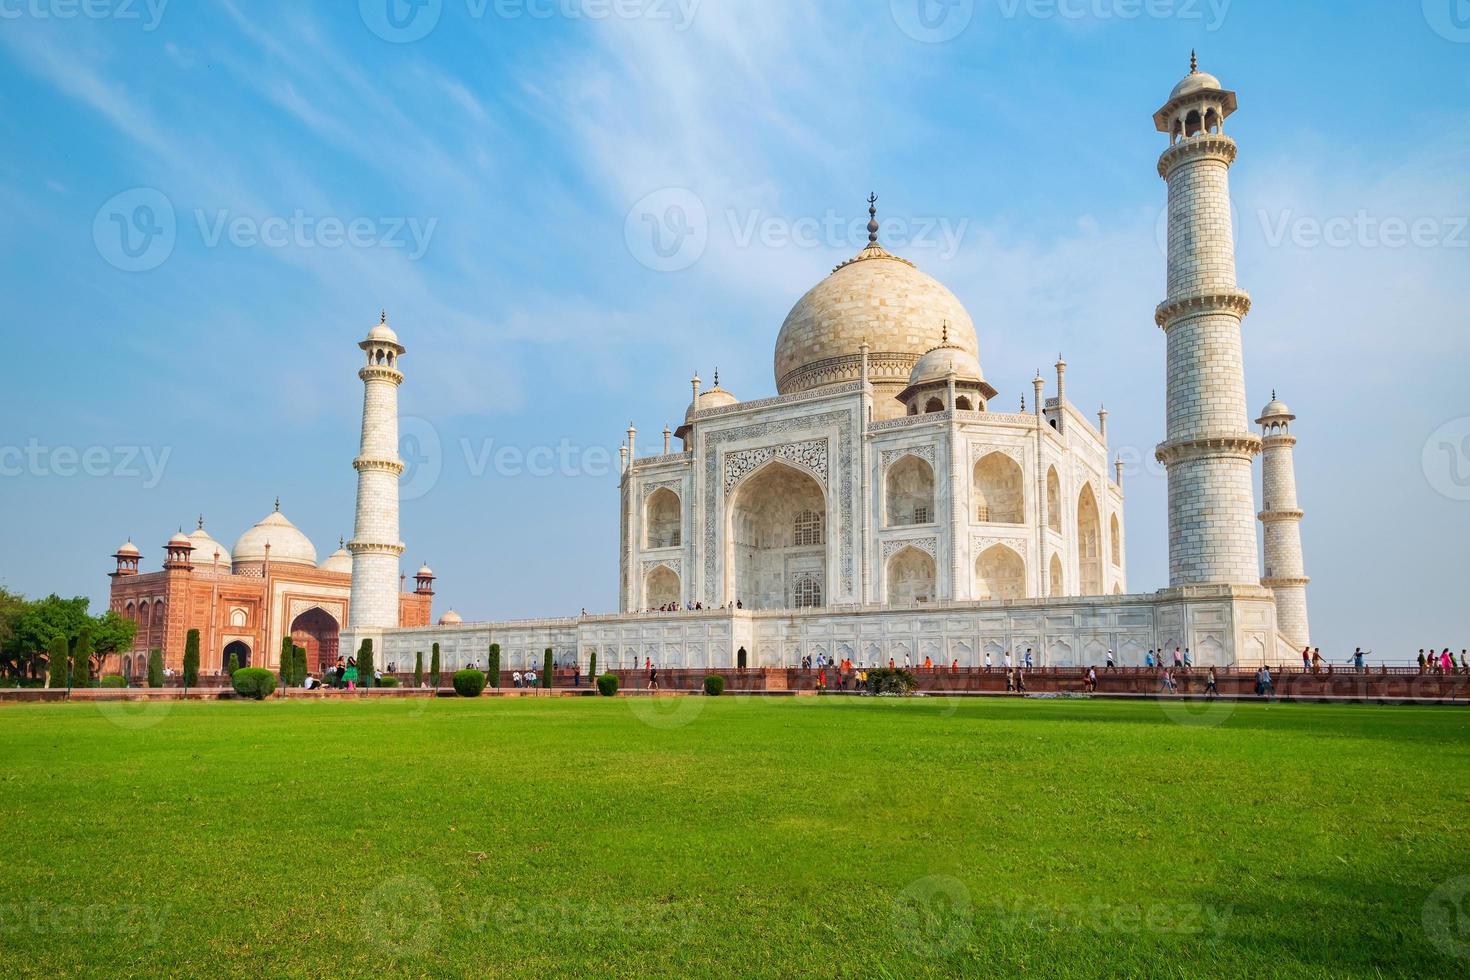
[
  {"left": 183, "top": 629, "right": 200, "bottom": 687},
  {"left": 543, "top": 649, "right": 554, "bottom": 689},
  {"left": 226, "top": 652, "right": 240, "bottom": 677},
  {"left": 47, "top": 635, "right": 69, "bottom": 688},
  {"left": 377, "top": 676, "right": 401, "bottom": 688},
  {"left": 865, "top": 668, "right": 918, "bottom": 695},
  {"left": 489, "top": 643, "right": 501, "bottom": 688},
  {"left": 101, "top": 675, "right": 127, "bottom": 688},
  {"left": 453, "top": 669, "right": 486, "bottom": 698},
  {"left": 414, "top": 651, "right": 424, "bottom": 688},
  {"left": 293, "top": 646, "right": 307, "bottom": 688},
  {"left": 72, "top": 627, "right": 95, "bottom": 688},
  {"left": 232, "top": 667, "right": 277, "bottom": 700},
  {"left": 358, "top": 639, "right": 375, "bottom": 690},
  {"left": 589, "top": 652, "right": 597, "bottom": 679},
  {"left": 596, "top": 674, "right": 619, "bottom": 697},
  {"left": 280, "top": 637, "right": 295, "bottom": 686},
  {"left": 703, "top": 674, "right": 725, "bottom": 696},
  {"left": 430, "top": 643, "right": 441, "bottom": 688},
  {"left": 147, "top": 648, "right": 164, "bottom": 688}
]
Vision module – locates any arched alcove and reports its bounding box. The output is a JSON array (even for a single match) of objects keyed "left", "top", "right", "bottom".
[
  {"left": 729, "top": 462, "right": 826, "bottom": 610},
  {"left": 645, "top": 488, "right": 681, "bottom": 549},
  {"left": 1110, "top": 514, "right": 1122, "bottom": 568},
  {"left": 1046, "top": 467, "right": 1062, "bottom": 533},
  {"left": 974, "top": 452, "right": 1024, "bottom": 524},
  {"left": 1077, "top": 484, "right": 1103, "bottom": 596},
  {"left": 974, "top": 545, "right": 1025, "bottom": 601},
  {"left": 1048, "top": 554, "right": 1064, "bottom": 598},
  {"left": 645, "top": 565, "right": 680, "bottom": 609},
  {"left": 886, "top": 455, "right": 935, "bottom": 527},
  {"left": 886, "top": 547, "right": 936, "bottom": 605}
]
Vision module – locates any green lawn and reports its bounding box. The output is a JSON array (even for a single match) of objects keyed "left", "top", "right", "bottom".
[{"left": 2, "top": 695, "right": 1467, "bottom": 977}]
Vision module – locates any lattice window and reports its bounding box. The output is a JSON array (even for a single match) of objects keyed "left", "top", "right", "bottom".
[
  {"left": 793, "top": 577, "right": 822, "bottom": 609},
  {"left": 794, "top": 510, "right": 824, "bottom": 547},
  {"left": 913, "top": 505, "right": 930, "bottom": 524}
]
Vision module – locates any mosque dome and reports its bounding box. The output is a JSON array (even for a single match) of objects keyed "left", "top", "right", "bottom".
[
  {"left": 907, "top": 337, "right": 985, "bottom": 389},
  {"left": 187, "top": 521, "right": 231, "bottom": 571},
  {"left": 1170, "top": 69, "right": 1222, "bottom": 100},
  {"left": 367, "top": 311, "right": 399, "bottom": 345},
  {"left": 687, "top": 382, "right": 739, "bottom": 418},
  {"left": 167, "top": 531, "right": 192, "bottom": 549},
  {"left": 115, "top": 539, "right": 140, "bottom": 557},
  {"left": 1257, "top": 394, "right": 1295, "bottom": 424},
  {"left": 231, "top": 505, "right": 318, "bottom": 568},
  {"left": 438, "top": 610, "right": 463, "bottom": 626},
  {"left": 416, "top": 563, "right": 435, "bottom": 578},
  {"left": 319, "top": 542, "right": 353, "bottom": 574},
  {"left": 774, "top": 238, "right": 979, "bottom": 396}
]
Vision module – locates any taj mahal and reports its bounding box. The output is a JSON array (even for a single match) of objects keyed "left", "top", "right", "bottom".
[{"left": 108, "top": 58, "right": 1312, "bottom": 677}]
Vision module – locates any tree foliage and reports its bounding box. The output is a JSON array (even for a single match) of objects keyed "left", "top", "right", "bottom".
[
  {"left": 2, "top": 592, "right": 136, "bottom": 678},
  {"left": 183, "top": 629, "right": 200, "bottom": 687}
]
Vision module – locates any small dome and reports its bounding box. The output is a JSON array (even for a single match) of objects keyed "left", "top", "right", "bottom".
[
  {"left": 416, "top": 563, "right": 435, "bottom": 578},
  {"left": 188, "top": 524, "right": 231, "bottom": 571},
  {"left": 367, "top": 312, "right": 399, "bottom": 345},
  {"left": 438, "top": 610, "right": 463, "bottom": 626},
  {"left": 1257, "top": 395, "right": 1294, "bottom": 424},
  {"left": 115, "top": 539, "right": 140, "bottom": 556},
  {"left": 319, "top": 545, "right": 352, "bottom": 574},
  {"left": 908, "top": 342, "right": 984, "bottom": 388},
  {"left": 167, "top": 531, "right": 192, "bottom": 548},
  {"left": 232, "top": 507, "right": 318, "bottom": 567},
  {"left": 1171, "top": 69, "right": 1222, "bottom": 100},
  {"left": 688, "top": 385, "right": 738, "bottom": 418}
]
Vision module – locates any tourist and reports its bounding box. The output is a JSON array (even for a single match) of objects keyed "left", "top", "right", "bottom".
[
  {"left": 903, "top": 654, "right": 912, "bottom": 669},
  {"left": 1005, "top": 667, "right": 1015, "bottom": 693},
  {"left": 1461, "top": 650, "right": 1468, "bottom": 674},
  {"left": 817, "top": 667, "right": 826, "bottom": 692},
  {"left": 1256, "top": 664, "right": 1273, "bottom": 698},
  {"left": 984, "top": 652, "right": 992, "bottom": 672},
  {"left": 1024, "top": 649, "right": 1033, "bottom": 669},
  {"left": 1085, "top": 666, "right": 1097, "bottom": 693},
  {"left": 1182, "top": 648, "right": 1192, "bottom": 671},
  {"left": 1302, "top": 646, "right": 1312, "bottom": 673},
  {"left": 1353, "top": 648, "right": 1367, "bottom": 673},
  {"left": 1205, "top": 666, "right": 1219, "bottom": 698},
  {"left": 1016, "top": 668, "right": 1027, "bottom": 694},
  {"left": 1003, "top": 651, "right": 1013, "bottom": 671},
  {"left": 1145, "top": 650, "right": 1155, "bottom": 669},
  {"left": 512, "top": 670, "right": 522, "bottom": 688},
  {"left": 303, "top": 674, "right": 319, "bottom": 691},
  {"left": 345, "top": 657, "right": 358, "bottom": 691},
  {"left": 648, "top": 664, "right": 659, "bottom": 691},
  {"left": 1417, "top": 649, "right": 1427, "bottom": 673},
  {"left": 1311, "top": 648, "right": 1323, "bottom": 674},
  {"left": 923, "top": 656, "right": 932, "bottom": 672},
  {"left": 888, "top": 657, "right": 896, "bottom": 669},
  {"left": 573, "top": 663, "right": 581, "bottom": 687},
  {"left": 951, "top": 658, "right": 959, "bottom": 673},
  {"left": 1105, "top": 649, "right": 1115, "bottom": 672},
  {"left": 1173, "top": 648, "right": 1183, "bottom": 670}
]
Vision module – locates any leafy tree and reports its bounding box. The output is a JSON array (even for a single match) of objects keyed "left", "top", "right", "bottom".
[
  {"left": 0, "top": 586, "right": 28, "bottom": 677},
  {"left": 71, "top": 627, "right": 95, "bottom": 688},
  {"left": 226, "top": 651, "right": 240, "bottom": 677},
  {"left": 488, "top": 643, "right": 501, "bottom": 688},
  {"left": 430, "top": 643, "right": 441, "bottom": 688},
  {"left": 6, "top": 595, "right": 134, "bottom": 679},
  {"left": 414, "top": 651, "right": 424, "bottom": 688},
  {"left": 147, "top": 648, "right": 164, "bottom": 688},
  {"left": 11, "top": 595, "right": 90, "bottom": 663},
  {"left": 183, "top": 629, "right": 200, "bottom": 687},
  {"left": 46, "top": 635, "right": 69, "bottom": 688},
  {"left": 90, "top": 610, "right": 137, "bottom": 658},
  {"left": 293, "top": 646, "right": 307, "bottom": 687},
  {"left": 359, "top": 639, "right": 375, "bottom": 689},
  {"left": 543, "top": 649, "right": 554, "bottom": 689}
]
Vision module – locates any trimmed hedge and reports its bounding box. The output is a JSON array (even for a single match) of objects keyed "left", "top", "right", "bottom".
[
  {"left": 596, "top": 674, "right": 619, "bottom": 697},
  {"left": 232, "top": 667, "right": 277, "bottom": 700},
  {"left": 703, "top": 674, "right": 725, "bottom": 697},
  {"left": 543, "top": 649, "right": 554, "bottom": 689},
  {"left": 147, "top": 648, "right": 164, "bottom": 688},
  {"left": 864, "top": 667, "right": 918, "bottom": 695},
  {"left": 377, "top": 676, "right": 401, "bottom": 688},
  {"left": 489, "top": 644, "right": 501, "bottom": 688},
  {"left": 414, "top": 651, "right": 424, "bottom": 688},
  {"left": 101, "top": 675, "right": 127, "bottom": 688},
  {"left": 430, "top": 643, "right": 441, "bottom": 688},
  {"left": 183, "top": 629, "right": 200, "bottom": 687},
  {"left": 453, "top": 669, "right": 486, "bottom": 698}
]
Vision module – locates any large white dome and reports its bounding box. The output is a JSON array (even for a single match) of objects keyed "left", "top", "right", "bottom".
[
  {"left": 232, "top": 507, "right": 318, "bottom": 568},
  {"left": 774, "top": 243, "right": 980, "bottom": 398},
  {"left": 187, "top": 521, "right": 231, "bottom": 572}
]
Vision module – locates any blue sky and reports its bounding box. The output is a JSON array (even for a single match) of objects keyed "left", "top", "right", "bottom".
[{"left": 1, "top": 0, "right": 1467, "bottom": 658}]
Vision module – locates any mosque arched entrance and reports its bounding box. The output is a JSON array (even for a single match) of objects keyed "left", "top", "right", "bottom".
[
  {"left": 223, "top": 640, "right": 252, "bottom": 670},
  {"left": 728, "top": 461, "right": 827, "bottom": 611},
  {"left": 290, "top": 607, "right": 340, "bottom": 674}
]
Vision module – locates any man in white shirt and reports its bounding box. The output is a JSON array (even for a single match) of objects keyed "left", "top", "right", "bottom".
[
  {"left": 512, "top": 671, "right": 522, "bottom": 688},
  {"left": 1003, "top": 652, "right": 1012, "bottom": 671}
]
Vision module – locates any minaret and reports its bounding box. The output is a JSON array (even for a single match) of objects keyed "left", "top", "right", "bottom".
[
  {"left": 1257, "top": 394, "right": 1310, "bottom": 647},
  {"left": 348, "top": 312, "right": 407, "bottom": 630},
  {"left": 1152, "top": 54, "right": 1262, "bottom": 586}
]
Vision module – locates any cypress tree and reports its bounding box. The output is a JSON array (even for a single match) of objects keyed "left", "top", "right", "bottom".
[
  {"left": 72, "top": 627, "right": 95, "bottom": 688},
  {"left": 293, "top": 646, "right": 307, "bottom": 687},
  {"left": 183, "top": 629, "right": 200, "bottom": 687},
  {"left": 147, "top": 648, "right": 164, "bottom": 688},
  {"left": 543, "top": 648, "right": 554, "bottom": 689},
  {"left": 414, "top": 651, "right": 424, "bottom": 688},
  {"left": 589, "top": 651, "right": 597, "bottom": 679},
  {"left": 47, "top": 635, "right": 69, "bottom": 688},
  {"left": 430, "top": 643, "right": 441, "bottom": 688},
  {"left": 359, "top": 639, "right": 374, "bottom": 689},
  {"left": 280, "top": 637, "right": 294, "bottom": 686},
  {"left": 489, "top": 643, "right": 501, "bottom": 688},
  {"left": 226, "top": 652, "right": 240, "bottom": 677}
]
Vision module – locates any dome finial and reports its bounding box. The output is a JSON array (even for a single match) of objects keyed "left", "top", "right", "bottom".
[
  {"left": 197, "top": 514, "right": 205, "bottom": 530},
  {"left": 273, "top": 496, "right": 280, "bottom": 512},
  {"left": 867, "top": 192, "right": 879, "bottom": 245},
  {"left": 714, "top": 367, "right": 720, "bottom": 388},
  {"left": 942, "top": 320, "right": 949, "bottom": 345},
  {"left": 1190, "top": 49, "right": 1198, "bottom": 74},
  {"left": 1272, "top": 388, "right": 1277, "bottom": 400},
  {"left": 380, "top": 309, "right": 387, "bottom": 324}
]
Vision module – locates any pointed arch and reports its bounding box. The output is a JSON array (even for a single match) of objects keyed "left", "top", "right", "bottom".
[
  {"left": 644, "top": 487, "right": 681, "bottom": 549},
  {"left": 1049, "top": 553, "right": 1065, "bottom": 598},
  {"left": 1077, "top": 483, "right": 1103, "bottom": 596},
  {"left": 728, "top": 460, "right": 826, "bottom": 610},
  {"left": 644, "top": 564, "right": 680, "bottom": 609},
  {"left": 974, "top": 544, "right": 1025, "bottom": 601},
  {"left": 1046, "top": 466, "right": 1062, "bottom": 533},
  {"left": 886, "top": 546, "right": 936, "bottom": 605},
  {"left": 886, "top": 454, "right": 935, "bottom": 527},
  {"left": 1110, "top": 513, "right": 1122, "bottom": 567},
  {"left": 974, "top": 452, "right": 1024, "bottom": 524}
]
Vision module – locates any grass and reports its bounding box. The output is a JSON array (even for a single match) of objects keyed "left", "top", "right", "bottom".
[{"left": 1, "top": 695, "right": 1467, "bottom": 977}]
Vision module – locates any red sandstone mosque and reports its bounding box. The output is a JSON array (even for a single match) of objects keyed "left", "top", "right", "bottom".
[{"left": 102, "top": 504, "right": 437, "bottom": 679}]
